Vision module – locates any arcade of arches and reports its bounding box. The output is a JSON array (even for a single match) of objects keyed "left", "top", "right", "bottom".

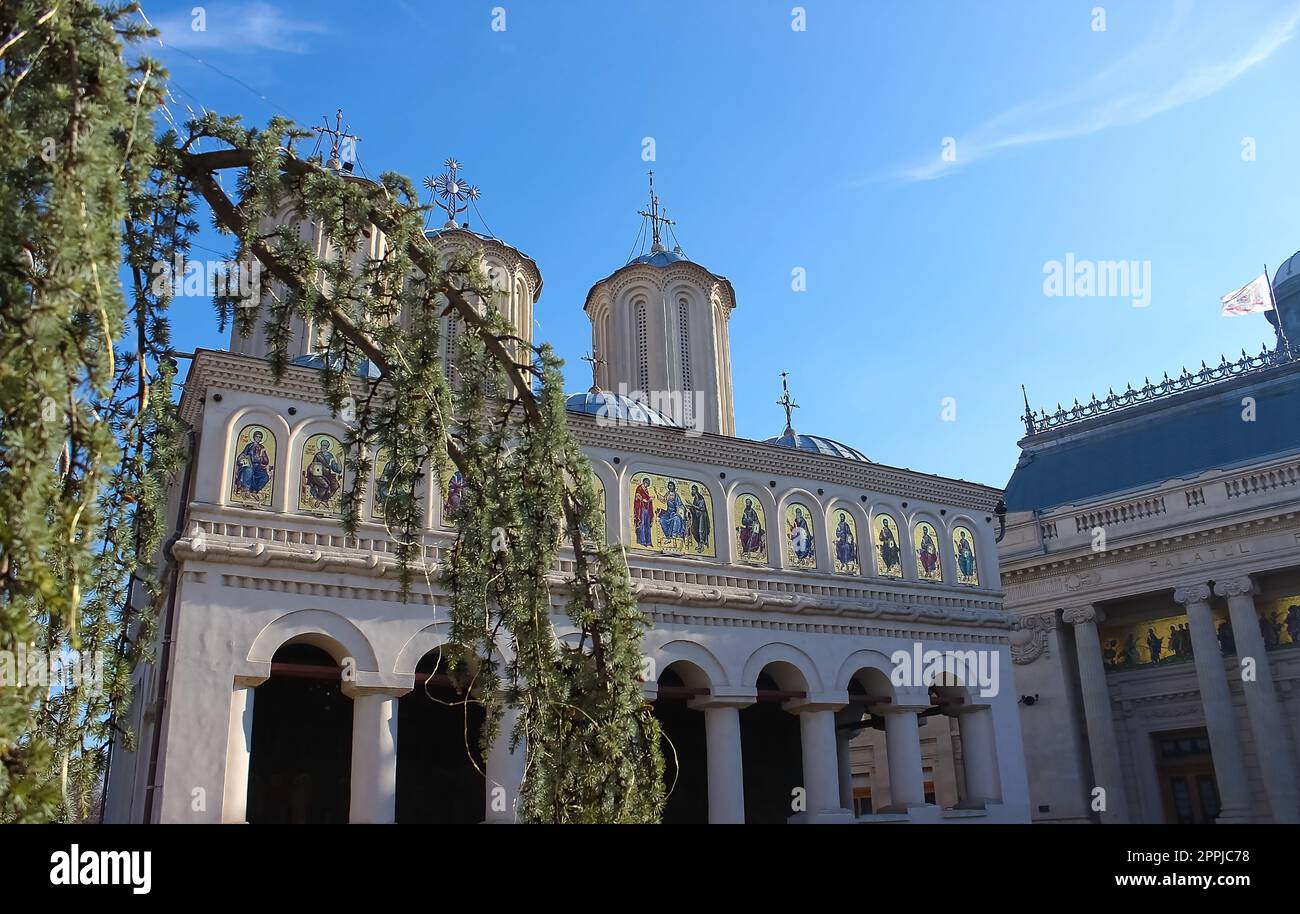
[{"left": 229, "top": 640, "right": 1004, "bottom": 824}]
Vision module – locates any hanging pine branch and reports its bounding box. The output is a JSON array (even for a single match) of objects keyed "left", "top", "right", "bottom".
[
  {"left": 1, "top": 0, "right": 662, "bottom": 822},
  {"left": 168, "top": 117, "right": 664, "bottom": 822}
]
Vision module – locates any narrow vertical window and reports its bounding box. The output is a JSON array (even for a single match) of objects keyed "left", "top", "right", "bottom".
[
  {"left": 678, "top": 297, "right": 692, "bottom": 425},
  {"left": 636, "top": 300, "right": 649, "bottom": 394}
]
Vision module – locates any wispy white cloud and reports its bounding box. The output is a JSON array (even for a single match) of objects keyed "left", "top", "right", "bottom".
[
  {"left": 890, "top": 1, "right": 1300, "bottom": 183},
  {"left": 149, "top": 2, "right": 328, "bottom": 55}
]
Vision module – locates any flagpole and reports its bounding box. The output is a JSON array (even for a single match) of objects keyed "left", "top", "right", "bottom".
[{"left": 1265, "top": 263, "right": 1294, "bottom": 358}]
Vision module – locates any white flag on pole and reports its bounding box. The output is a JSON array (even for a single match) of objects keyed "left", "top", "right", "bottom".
[{"left": 1220, "top": 273, "right": 1274, "bottom": 316}]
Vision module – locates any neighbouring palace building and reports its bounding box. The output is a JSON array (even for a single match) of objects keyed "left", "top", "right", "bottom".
[
  {"left": 999, "top": 252, "right": 1300, "bottom": 824},
  {"left": 103, "top": 163, "right": 1030, "bottom": 824}
]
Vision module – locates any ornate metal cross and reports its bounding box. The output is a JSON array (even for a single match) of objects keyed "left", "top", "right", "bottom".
[
  {"left": 637, "top": 170, "right": 676, "bottom": 249},
  {"left": 425, "top": 158, "right": 481, "bottom": 227},
  {"left": 313, "top": 108, "right": 360, "bottom": 171},
  {"left": 581, "top": 351, "right": 606, "bottom": 392},
  {"left": 778, "top": 370, "right": 800, "bottom": 434}
]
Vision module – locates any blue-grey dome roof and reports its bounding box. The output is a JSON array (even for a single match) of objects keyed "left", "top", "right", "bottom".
[
  {"left": 565, "top": 391, "right": 677, "bottom": 427},
  {"left": 628, "top": 247, "right": 690, "bottom": 267},
  {"left": 1275, "top": 251, "right": 1300, "bottom": 295},
  {"left": 762, "top": 430, "right": 870, "bottom": 462},
  {"left": 291, "top": 352, "right": 381, "bottom": 378}
]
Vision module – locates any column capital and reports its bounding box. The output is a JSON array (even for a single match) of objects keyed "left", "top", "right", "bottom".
[
  {"left": 1173, "top": 583, "right": 1212, "bottom": 606},
  {"left": 342, "top": 681, "right": 411, "bottom": 700},
  {"left": 872, "top": 703, "right": 931, "bottom": 715},
  {"left": 1213, "top": 576, "right": 1257, "bottom": 600},
  {"left": 689, "top": 688, "right": 756, "bottom": 710},
  {"left": 1061, "top": 605, "right": 1098, "bottom": 626},
  {"left": 784, "top": 692, "right": 849, "bottom": 714}
]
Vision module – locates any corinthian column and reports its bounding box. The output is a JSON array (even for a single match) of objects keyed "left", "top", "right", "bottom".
[
  {"left": 1214, "top": 576, "right": 1300, "bottom": 823},
  {"left": 1173, "top": 583, "right": 1252, "bottom": 823},
  {"left": 1061, "top": 605, "right": 1129, "bottom": 822}
]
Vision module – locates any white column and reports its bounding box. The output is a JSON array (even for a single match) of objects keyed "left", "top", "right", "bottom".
[
  {"left": 795, "top": 708, "right": 845, "bottom": 821},
  {"left": 1062, "top": 605, "right": 1129, "bottom": 823},
  {"left": 834, "top": 707, "right": 858, "bottom": 812},
  {"left": 949, "top": 706, "right": 1001, "bottom": 807},
  {"left": 704, "top": 707, "right": 745, "bottom": 824},
  {"left": 1215, "top": 576, "right": 1300, "bottom": 823},
  {"left": 689, "top": 695, "right": 750, "bottom": 824},
  {"left": 346, "top": 689, "right": 402, "bottom": 824},
  {"left": 1174, "top": 583, "right": 1253, "bottom": 823},
  {"left": 220, "top": 678, "right": 261, "bottom": 824},
  {"left": 878, "top": 706, "right": 927, "bottom": 811},
  {"left": 484, "top": 706, "right": 527, "bottom": 823}
]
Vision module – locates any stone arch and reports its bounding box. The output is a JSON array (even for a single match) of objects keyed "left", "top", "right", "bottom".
[
  {"left": 742, "top": 641, "right": 823, "bottom": 692},
  {"left": 777, "top": 488, "right": 824, "bottom": 572},
  {"left": 585, "top": 457, "right": 617, "bottom": 546},
  {"left": 868, "top": 503, "right": 909, "bottom": 580},
  {"left": 834, "top": 648, "right": 899, "bottom": 695},
  {"left": 826, "top": 499, "right": 867, "bottom": 576},
  {"left": 947, "top": 513, "right": 985, "bottom": 587},
  {"left": 247, "top": 608, "right": 379, "bottom": 672},
  {"left": 654, "top": 639, "right": 728, "bottom": 689},
  {"left": 726, "top": 480, "right": 776, "bottom": 568},
  {"left": 907, "top": 509, "right": 947, "bottom": 583},
  {"left": 623, "top": 462, "right": 725, "bottom": 562},
  {"left": 393, "top": 622, "right": 453, "bottom": 679},
  {"left": 221, "top": 406, "right": 291, "bottom": 511},
  {"left": 287, "top": 416, "right": 350, "bottom": 517}
]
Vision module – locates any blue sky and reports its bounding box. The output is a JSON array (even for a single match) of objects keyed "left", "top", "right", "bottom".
[{"left": 136, "top": 0, "right": 1300, "bottom": 488}]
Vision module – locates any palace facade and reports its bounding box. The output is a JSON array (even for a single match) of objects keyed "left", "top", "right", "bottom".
[{"left": 999, "top": 253, "right": 1300, "bottom": 823}]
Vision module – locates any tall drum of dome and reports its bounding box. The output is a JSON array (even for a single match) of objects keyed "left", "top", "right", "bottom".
[
  {"left": 583, "top": 172, "right": 738, "bottom": 436},
  {"left": 423, "top": 158, "right": 543, "bottom": 366},
  {"left": 231, "top": 110, "right": 387, "bottom": 365},
  {"left": 1270, "top": 251, "right": 1300, "bottom": 350}
]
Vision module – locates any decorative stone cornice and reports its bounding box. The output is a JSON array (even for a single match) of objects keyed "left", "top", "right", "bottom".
[
  {"left": 587, "top": 261, "right": 737, "bottom": 316},
  {"left": 1001, "top": 512, "right": 1300, "bottom": 594},
  {"left": 1060, "top": 605, "right": 1097, "bottom": 626},
  {"left": 1213, "top": 575, "right": 1256, "bottom": 599},
  {"left": 1009, "top": 610, "right": 1056, "bottom": 666},
  {"left": 1172, "top": 583, "right": 1211, "bottom": 606},
  {"left": 184, "top": 531, "right": 1013, "bottom": 632},
  {"left": 569, "top": 413, "right": 1002, "bottom": 512}
]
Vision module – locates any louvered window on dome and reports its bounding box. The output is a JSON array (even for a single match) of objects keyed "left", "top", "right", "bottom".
[
  {"left": 636, "top": 300, "right": 649, "bottom": 393},
  {"left": 678, "top": 297, "right": 692, "bottom": 423}
]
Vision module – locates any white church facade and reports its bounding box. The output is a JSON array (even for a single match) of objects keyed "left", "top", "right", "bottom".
[{"left": 104, "top": 166, "right": 1031, "bottom": 825}]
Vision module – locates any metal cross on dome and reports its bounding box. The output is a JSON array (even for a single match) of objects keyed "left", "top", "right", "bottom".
[
  {"left": 425, "top": 158, "right": 480, "bottom": 227},
  {"left": 777, "top": 370, "right": 800, "bottom": 435},
  {"left": 581, "top": 350, "right": 606, "bottom": 392},
  {"left": 637, "top": 170, "right": 676, "bottom": 249},
  {"left": 312, "top": 108, "right": 360, "bottom": 172}
]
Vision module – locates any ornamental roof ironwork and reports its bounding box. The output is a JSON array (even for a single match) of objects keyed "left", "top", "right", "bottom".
[{"left": 1020, "top": 343, "right": 1298, "bottom": 436}]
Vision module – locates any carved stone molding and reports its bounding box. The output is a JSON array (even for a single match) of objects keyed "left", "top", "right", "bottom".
[
  {"left": 1063, "top": 570, "right": 1102, "bottom": 593},
  {"left": 1213, "top": 575, "right": 1256, "bottom": 600},
  {"left": 1172, "top": 583, "right": 1212, "bottom": 606},
  {"left": 1010, "top": 611, "right": 1056, "bottom": 665},
  {"left": 1060, "top": 605, "right": 1097, "bottom": 626}
]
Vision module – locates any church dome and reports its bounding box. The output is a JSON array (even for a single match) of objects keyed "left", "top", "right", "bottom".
[
  {"left": 1275, "top": 250, "right": 1300, "bottom": 296},
  {"left": 565, "top": 390, "right": 678, "bottom": 427},
  {"left": 762, "top": 430, "right": 871, "bottom": 462},
  {"left": 628, "top": 245, "right": 691, "bottom": 267}
]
